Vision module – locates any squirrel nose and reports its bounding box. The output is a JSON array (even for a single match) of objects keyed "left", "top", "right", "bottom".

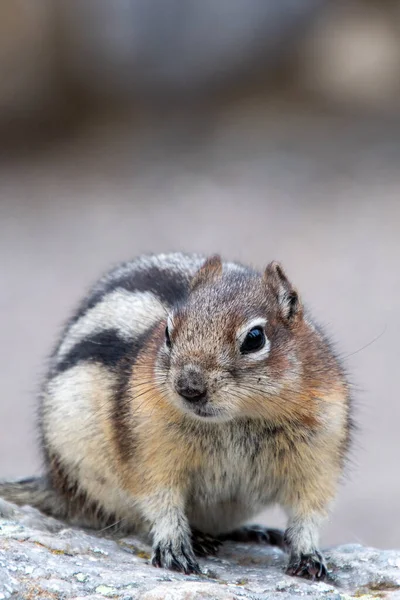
[{"left": 175, "top": 367, "right": 207, "bottom": 403}]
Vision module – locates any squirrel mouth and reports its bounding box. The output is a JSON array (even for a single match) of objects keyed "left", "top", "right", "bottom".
[
  {"left": 191, "top": 404, "right": 214, "bottom": 418},
  {"left": 183, "top": 400, "right": 221, "bottom": 420}
]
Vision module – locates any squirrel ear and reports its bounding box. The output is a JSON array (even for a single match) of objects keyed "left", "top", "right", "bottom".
[
  {"left": 264, "top": 261, "right": 302, "bottom": 321},
  {"left": 191, "top": 255, "right": 223, "bottom": 290}
]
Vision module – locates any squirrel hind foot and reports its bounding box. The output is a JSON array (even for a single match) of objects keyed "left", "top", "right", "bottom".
[
  {"left": 218, "top": 525, "right": 286, "bottom": 549},
  {"left": 191, "top": 529, "right": 222, "bottom": 557}
]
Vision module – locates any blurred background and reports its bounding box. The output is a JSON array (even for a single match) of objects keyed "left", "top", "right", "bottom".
[{"left": 0, "top": 0, "right": 399, "bottom": 550}]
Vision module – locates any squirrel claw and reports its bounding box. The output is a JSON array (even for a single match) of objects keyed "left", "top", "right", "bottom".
[
  {"left": 191, "top": 529, "right": 222, "bottom": 557},
  {"left": 152, "top": 541, "right": 202, "bottom": 575},
  {"left": 286, "top": 551, "right": 327, "bottom": 581}
]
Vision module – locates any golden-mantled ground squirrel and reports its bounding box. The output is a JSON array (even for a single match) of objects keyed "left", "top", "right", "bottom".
[{"left": 0, "top": 253, "right": 352, "bottom": 580}]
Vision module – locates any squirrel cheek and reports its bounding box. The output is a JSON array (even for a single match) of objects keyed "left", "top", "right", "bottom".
[{"left": 266, "top": 352, "right": 292, "bottom": 378}]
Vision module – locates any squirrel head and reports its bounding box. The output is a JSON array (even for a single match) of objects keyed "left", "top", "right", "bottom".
[{"left": 155, "top": 255, "right": 332, "bottom": 424}]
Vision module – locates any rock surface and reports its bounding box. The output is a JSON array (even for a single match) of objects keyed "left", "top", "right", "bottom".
[{"left": 0, "top": 499, "right": 399, "bottom": 600}]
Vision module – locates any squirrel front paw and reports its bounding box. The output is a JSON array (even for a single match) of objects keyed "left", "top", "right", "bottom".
[
  {"left": 286, "top": 551, "right": 327, "bottom": 581},
  {"left": 151, "top": 539, "right": 201, "bottom": 575}
]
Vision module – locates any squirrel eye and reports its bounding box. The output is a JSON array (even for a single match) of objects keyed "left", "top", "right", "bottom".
[
  {"left": 165, "top": 326, "right": 172, "bottom": 349},
  {"left": 240, "top": 326, "right": 265, "bottom": 354}
]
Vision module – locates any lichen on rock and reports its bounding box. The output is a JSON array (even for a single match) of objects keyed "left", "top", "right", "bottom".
[{"left": 0, "top": 500, "right": 399, "bottom": 599}]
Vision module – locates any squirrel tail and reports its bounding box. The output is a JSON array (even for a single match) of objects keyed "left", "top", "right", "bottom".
[
  {"left": 0, "top": 477, "right": 67, "bottom": 519},
  {"left": 0, "top": 477, "right": 124, "bottom": 532}
]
